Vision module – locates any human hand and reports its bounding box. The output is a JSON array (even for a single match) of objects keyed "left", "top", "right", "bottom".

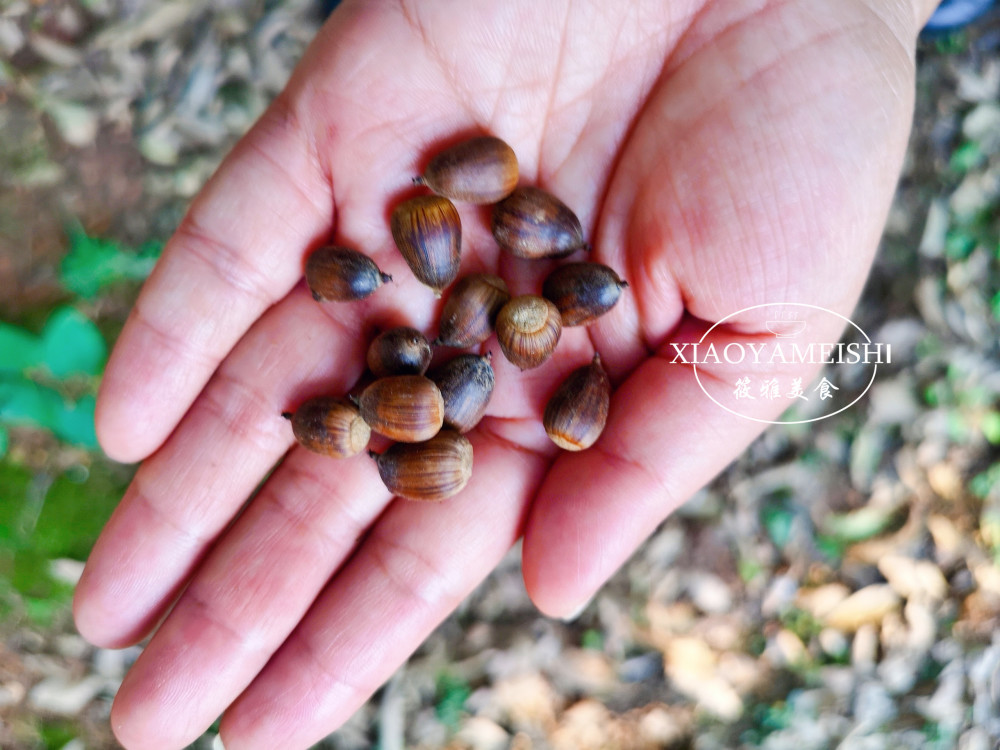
[{"left": 73, "top": 1, "right": 936, "bottom": 747}]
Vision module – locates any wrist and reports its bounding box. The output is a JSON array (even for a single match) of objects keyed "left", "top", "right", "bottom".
[
  {"left": 913, "top": 0, "right": 952, "bottom": 26},
  {"left": 861, "top": 0, "right": 954, "bottom": 40}
]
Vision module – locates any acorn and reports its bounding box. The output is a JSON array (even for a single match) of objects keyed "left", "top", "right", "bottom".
[
  {"left": 429, "top": 353, "right": 495, "bottom": 433},
  {"left": 366, "top": 327, "right": 433, "bottom": 378},
  {"left": 542, "top": 262, "right": 628, "bottom": 326},
  {"left": 390, "top": 195, "right": 462, "bottom": 295},
  {"left": 543, "top": 354, "right": 610, "bottom": 451},
  {"left": 282, "top": 396, "right": 371, "bottom": 458},
  {"left": 370, "top": 430, "right": 473, "bottom": 501},
  {"left": 495, "top": 295, "right": 562, "bottom": 370},
  {"left": 491, "top": 186, "right": 587, "bottom": 259},
  {"left": 358, "top": 375, "right": 445, "bottom": 442},
  {"left": 414, "top": 136, "right": 518, "bottom": 204},
  {"left": 305, "top": 246, "right": 391, "bottom": 302},
  {"left": 435, "top": 274, "right": 510, "bottom": 348}
]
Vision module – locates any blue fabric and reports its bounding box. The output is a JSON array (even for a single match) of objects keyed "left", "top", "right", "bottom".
[{"left": 925, "top": 0, "right": 995, "bottom": 32}]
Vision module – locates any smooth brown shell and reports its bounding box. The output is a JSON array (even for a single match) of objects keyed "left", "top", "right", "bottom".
[
  {"left": 371, "top": 430, "right": 473, "bottom": 501},
  {"left": 542, "top": 262, "right": 628, "bottom": 326},
  {"left": 543, "top": 354, "right": 610, "bottom": 451},
  {"left": 358, "top": 375, "right": 444, "bottom": 442},
  {"left": 284, "top": 397, "right": 371, "bottom": 458},
  {"left": 390, "top": 195, "right": 462, "bottom": 295},
  {"left": 305, "top": 246, "right": 391, "bottom": 302},
  {"left": 495, "top": 295, "right": 562, "bottom": 370},
  {"left": 416, "top": 136, "right": 518, "bottom": 204},
  {"left": 429, "top": 353, "right": 495, "bottom": 433},
  {"left": 366, "top": 327, "right": 433, "bottom": 378},
  {"left": 491, "top": 186, "right": 587, "bottom": 259},
  {"left": 435, "top": 274, "right": 511, "bottom": 348}
]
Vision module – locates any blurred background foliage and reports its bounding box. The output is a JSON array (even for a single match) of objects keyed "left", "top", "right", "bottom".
[{"left": 0, "top": 1, "right": 999, "bottom": 749}]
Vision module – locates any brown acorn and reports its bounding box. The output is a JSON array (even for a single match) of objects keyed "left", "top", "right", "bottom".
[
  {"left": 435, "top": 274, "right": 510, "bottom": 348},
  {"left": 542, "top": 262, "right": 628, "bottom": 326},
  {"left": 366, "top": 327, "right": 433, "bottom": 378},
  {"left": 282, "top": 397, "right": 371, "bottom": 458},
  {"left": 414, "top": 136, "right": 519, "bottom": 204},
  {"left": 491, "top": 186, "right": 587, "bottom": 259},
  {"left": 305, "top": 246, "right": 391, "bottom": 302},
  {"left": 390, "top": 195, "right": 462, "bottom": 295},
  {"left": 429, "top": 353, "right": 495, "bottom": 433},
  {"left": 358, "top": 375, "right": 445, "bottom": 442},
  {"left": 369, "top": 430, "right": 473, "bottom": 501},
  {"left": 495, "top": 295, "right": 562, "bottom": 370},
  {"left": 543, "top": 354, "right": 610, "bottom": 451}
]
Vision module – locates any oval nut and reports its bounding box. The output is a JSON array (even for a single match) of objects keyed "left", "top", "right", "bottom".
[
  {"left": 370, "top": 430, "right": 473, "bottom": 501},
  {"left": 358, "top": 375, "right": 445, "bottom": 443},
  {"left": 415, "top": 136, "right": 518, "bottom": 204},
  {"left": 305, "top": 246, "right": 391, "bottom": 302}
]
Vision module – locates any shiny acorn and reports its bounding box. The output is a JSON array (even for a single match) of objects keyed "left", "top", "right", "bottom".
[
  {"left": 429, "top": 353, "right": 495, "bottom": 433},
  {"left": 366, "top": 327, "right": 433, "bottom": 378},
  {"left": 414, "top": 136, "right": 518, "bottom": 204},
  {"left": 542, "top": 262, "right": 628, "bottom": 326},
  {"left": 358, "top": 375, "right": 445, "bottom": 442},
  {"left": 543, "top": 353, "right": 610, "bottom": 451},
  {"left": 370, "top": 430, "right": 473, "bottom": 501},
  {"left": 282, "top": 396, "right": 371, "bottom": 458},
  {"left": 435, "top": 274, "right": 510, "bottom": 348},
  {"left": 495, "top": 295, "right": 562, "bottom": 370},
  {"left": 491, "top": 186, "right": 587, "bottom": 259},
  {"left": 391, "top": 195, "right": 462, "bottom": 295},
  {"left": 305, "top": 246, "right": 391, "bottom": 302}
]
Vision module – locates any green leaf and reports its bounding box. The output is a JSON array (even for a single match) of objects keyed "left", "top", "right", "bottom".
[
  {"left": 581, "top": 628, "right": 604, "bottom": 651},
  {"left": 0, "top": 376, "right": 63, "bottom": 430},
  {"left": 815, "top": 534, "right": 845, "bottom": 561},
  {"left": 434, "top": 671, "right": 470, "bottom": 731},
  {"left": 949, "top": 141, "right": 985, "bottom": 173},
  {"left": 0, "top": 377, "right": 98, "bottom": 447},
  {"left": 822, "top": 505, "right": 898, "bottom": 544},
  {"left": 60, "top": 225, "right": 161, "bottom": 298},
  {"left": 982, "top": 412, "right": 1000, "bottom": 445},
  {"left": 0, "top": 323, "right": 41, "bottom": 373},
  {"left": 40, "top": 307, "right": 107, "bottom": 378},
  {"left": 761, "top": 502, "right": 794, "bottom": 549},
  {"left": 944, "top": 228, "right": 976, "bottom": 260},
  {"left": 0, "top": 426, "right": 7, "bottom": 459},
  {"left": 52, "top": 394, "right": 98, "bottom": 448}
]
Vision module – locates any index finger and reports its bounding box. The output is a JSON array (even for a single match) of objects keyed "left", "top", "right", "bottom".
[{"left": 96, "top": 96, "right": 332, "bottom": 463}]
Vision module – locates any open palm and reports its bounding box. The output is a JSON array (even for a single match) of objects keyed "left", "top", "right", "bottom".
[{"left": 73, "top": 1, "right": 930, "bottom": 747}]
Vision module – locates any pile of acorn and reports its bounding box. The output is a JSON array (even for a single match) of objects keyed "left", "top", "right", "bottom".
[{"left": 282, "top": 136, "right": 627, "bottom": 501}]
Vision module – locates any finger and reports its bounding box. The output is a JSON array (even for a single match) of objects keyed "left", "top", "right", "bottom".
[
  {"left": 95, "top": 96, "right": 333, "bottom": 463},
  {"left": 106, "top": 444, "right": 392, "bottom": 750},
  {"left": 74, "top": 288, "right": 367, "bottom": 648},
  {"left": 217, "top": 430, "right": 549, "bottom": 750}
]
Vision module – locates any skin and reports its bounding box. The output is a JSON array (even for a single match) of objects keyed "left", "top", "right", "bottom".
[{"left": 72, "top": 0, "right": 940, "bottom": 748}]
